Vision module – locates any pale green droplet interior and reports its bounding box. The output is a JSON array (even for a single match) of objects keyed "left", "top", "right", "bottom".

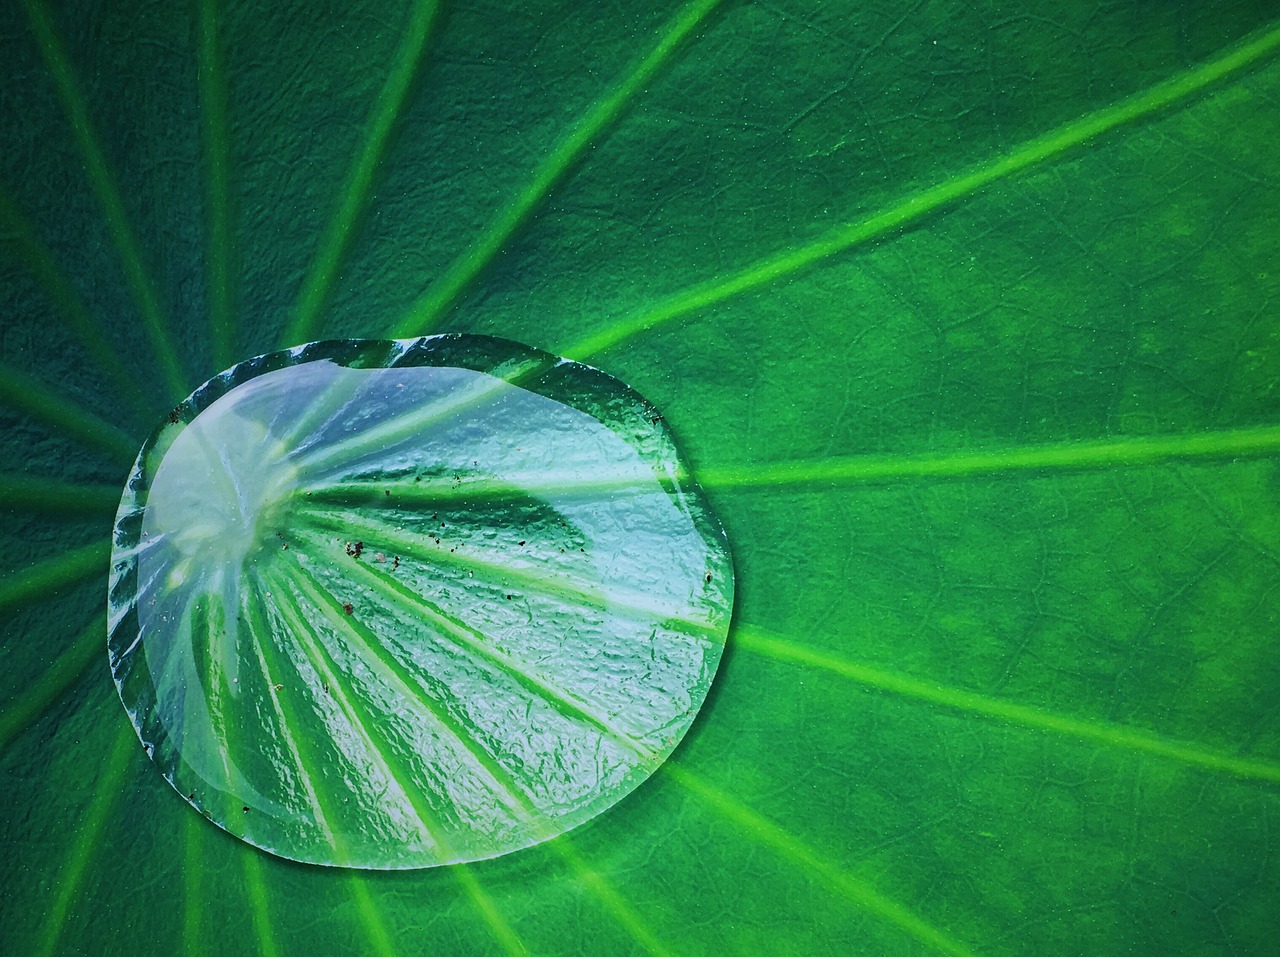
[{"left": 109, "top": 335, "right": 733, "bottom": 869}]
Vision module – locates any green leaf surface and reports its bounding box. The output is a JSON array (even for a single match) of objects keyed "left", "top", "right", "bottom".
[{"left": 2, "top": 0, "right": 1278, "bottom": 954}]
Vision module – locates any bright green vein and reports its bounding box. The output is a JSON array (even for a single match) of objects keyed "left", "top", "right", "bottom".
[
  {"left": 0, "top": 184, "right": 153, "bottom": 421},
  {"left": 181, "top": 814, "right": 202, "bottom": 957},
  {"left": 282, "top": 0, "right": 443, "bottom": 348},
  {"left": 0, "top": 474, "right": 120, "bottom": 516},
  {"left": 0, "top": 540, "right": 110, "bottom": 616},
  {"left": 35, "top": 719, "right": 138, "bottom": 957},
  {"left": 553, "top": 839, "right": 678, "bottom": 957},
  {"left": 562, "top": 18, "right": 1280, "bottom": 359},
  {"left": 388, "top": 0, "right": 724, "bottom": 339},
  {"left": 345, "top": 876, "right": 397, "bottom": 957},
  {"left": 664, "top": 763, "right": 979, "bottom": 957},
  {"left": 240, "top": 852, "right": 280, "bottom": 957},
  {"left": 0, "top": 363, "right": 138, "bottom": 465},
  {"left": 21, "top": 0, "right": 189, "bottom": 402},
  {"left": 0, "top": 612, "right": 104, "bottom": 753},
  {"left": 736, "top": 625, "right": 1280, "bottom": 784},
  {"left": 451, "top": 864, "right": 530, "bottom": 957},
  {"left": 698, "top": 424, "right": 1280, "bottom": 489}
]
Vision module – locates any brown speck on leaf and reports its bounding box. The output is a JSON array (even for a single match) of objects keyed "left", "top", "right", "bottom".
[
  {"left": 385, "top": 489, "right": 391, "bottom": 496},
  {"left": 242, "top": 806, "right": 249, "bottom": 813},
  {"left": 705, "top": 572, "right": 712, "bottom": 583},
  {"left": 518, "top": 540, "right": 526, "bottom": 546},
  {"left": 392, "top": 556, "right": 400, "bottom": 570},
  {"left": 274, "top": 683, "right": 283, "bottom": 691},
  {"left": 342, "top": 602, "right": 353, "bottom": 615},
  {"left": 345, "top": 541, "right": 364, "bottom": 559},
  {"left": 324, "top": 682, "right": 330, "bottom": 694}
]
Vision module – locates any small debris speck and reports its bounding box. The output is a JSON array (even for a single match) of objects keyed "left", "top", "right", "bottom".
[{"left": 342, "top": 602, "right": 354, "bottom": 615}]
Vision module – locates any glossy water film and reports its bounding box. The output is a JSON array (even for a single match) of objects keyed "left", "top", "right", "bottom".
[{"left": 108, "top": 335, "right": 733, "bottom": 869}]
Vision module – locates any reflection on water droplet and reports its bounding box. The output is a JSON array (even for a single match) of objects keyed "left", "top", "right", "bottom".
[{"left": 108, "top": 334, "right": 733, "bottom": 869}]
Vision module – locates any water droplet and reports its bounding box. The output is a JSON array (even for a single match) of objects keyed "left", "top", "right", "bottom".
[{"left": 108, "top": 335, "right": 733, "bottom": 869}]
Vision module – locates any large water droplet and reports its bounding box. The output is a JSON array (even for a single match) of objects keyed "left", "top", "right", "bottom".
[{"left": 108, "top": 335, "right": 732, "bottom": 868}]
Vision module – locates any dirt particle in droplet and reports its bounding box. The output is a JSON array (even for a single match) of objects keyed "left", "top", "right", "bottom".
[
  {"left": 705, "top": 572, "right": 712, "bottom": 583},
  {"left": 242, "top": 806, "right": 249, "bottom": 813},
  {"left": 274, "top": 683, "right": 283, "bottom": 691}
]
